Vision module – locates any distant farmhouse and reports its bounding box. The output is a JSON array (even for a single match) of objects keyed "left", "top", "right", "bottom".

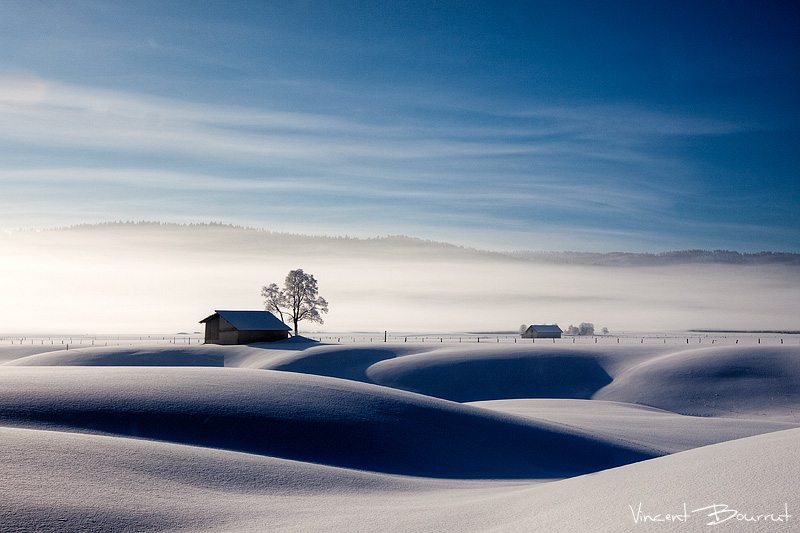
[
  {"left": 521, "top": 324, "right": 563, "bottom": 339},
  {"left": 200, "top": 310, "right": 291, "bottom": 345}
]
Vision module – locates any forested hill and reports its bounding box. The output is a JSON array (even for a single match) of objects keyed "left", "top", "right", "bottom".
[
  {"left": 6, "top": 222, "right": 800, "bottom": 267},
  {"left": 507, "top": 250, "right": 800, "bottom": 267}
]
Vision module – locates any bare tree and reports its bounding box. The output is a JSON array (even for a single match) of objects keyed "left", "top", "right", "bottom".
[{"left": 261, "top": 269, "right": 329, "bottom": 336}]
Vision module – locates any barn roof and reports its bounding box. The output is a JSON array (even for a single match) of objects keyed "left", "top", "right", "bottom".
[
  {"left": 200, "top": 310, "right": 291, "bottom": 331},
  {"left": 530, "top": 324, "right": 563, "bottom": 333}
]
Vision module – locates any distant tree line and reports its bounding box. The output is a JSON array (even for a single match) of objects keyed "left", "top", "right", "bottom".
[
  {"left": 507, "top": 250, "right": 800, "bottom": 266},
  {"left": 565, "top": 323, "right": 595, "bottom": 336}
]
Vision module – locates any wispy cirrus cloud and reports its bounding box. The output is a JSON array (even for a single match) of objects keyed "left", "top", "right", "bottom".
[
  {"left": 0, "top": 76, "right": 763, "bottom": 250},
  {"left": 0, "top": 76, "right": 733, "bottom": 166}
]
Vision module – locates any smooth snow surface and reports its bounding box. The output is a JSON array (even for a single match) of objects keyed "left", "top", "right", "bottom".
[
  {"left": 594, "top": 345, "right": 800, "bottom": 420},
  {"left": 468, "top": 398, "right": 796, "bottom": 454},
  {"left": 366, "top": 347, "right": 614, "bottom": 401},
  {"left": 1, "top": 338, "right": 798, "bottom": 531},
  {"left": 0, "top": 367, "right": 656, "bottom": 478}
]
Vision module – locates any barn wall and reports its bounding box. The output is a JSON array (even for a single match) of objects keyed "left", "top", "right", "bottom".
[
  {"left": 237, "top": 330, "right": 290, "bottom": 343},
  {"left": 212, "top": 317, "right": 237, "bottom": 344},
  {"left": 218, "top": 331, "right": 240, "bottom": 345},
  {"left": 203, "top": 316, "right": 220, "bottom": 343}
]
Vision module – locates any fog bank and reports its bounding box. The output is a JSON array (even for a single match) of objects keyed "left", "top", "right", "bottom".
[{"left": 1, "top": 224, "right": 797, "bottom": 334}]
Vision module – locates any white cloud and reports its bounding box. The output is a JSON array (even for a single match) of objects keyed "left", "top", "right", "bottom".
[
  {"left": 0, "top": 72, "right": 48, "bottom": 105},
  {"left": 0, "top": 78, "right": 726, "bottom": 172}
]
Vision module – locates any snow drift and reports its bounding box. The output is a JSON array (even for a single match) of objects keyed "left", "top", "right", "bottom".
[
  {"left": 1, "top": 423, "right": 796, "bottom": 532},
  {"left": 0, "top": 366, "right": 656, "bottom": 479},
  {"left": 1, "top": 338, "right": 798, "bottom": 531},
  {"left": 365, "top": 347, "right": 613, "bottom": 401},
  {"left": 594, "top": 345, "right": 800, "bottom": 420}
]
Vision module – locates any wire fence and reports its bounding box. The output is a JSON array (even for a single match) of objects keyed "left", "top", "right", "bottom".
[
  {"left": 305, "top": 332, "right": 798, "bottom": 347},
  {"left": 0, "top": 334, "right": 204, "bottom": 350},
  {"left": 1, "top": 332, "right": 797, "bottom": 348}
]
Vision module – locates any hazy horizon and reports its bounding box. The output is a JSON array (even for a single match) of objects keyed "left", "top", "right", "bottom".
[{"left": 2, "top": 223, "right": 797, "bottom": 335}]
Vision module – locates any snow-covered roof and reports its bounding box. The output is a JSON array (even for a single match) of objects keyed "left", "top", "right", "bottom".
[
  {"left": 201, "top": 310, "right": 291, "bottom": 331},
  {"left": 530, "top": 325, "right": 562, "bottom": 333}
]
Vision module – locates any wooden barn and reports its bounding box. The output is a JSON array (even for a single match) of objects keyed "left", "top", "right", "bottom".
[
  {"left": 521, "top": 324, "right": 563, "bottom": 339},
  {"left": 200, "top": 310, "right": 291, "bottom": 345}
]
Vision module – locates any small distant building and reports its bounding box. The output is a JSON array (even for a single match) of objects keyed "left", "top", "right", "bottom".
[
  {"left": 200, "top": 310, "right": 291, "bottom": 345},
  {"left": 521, "top": 324, "right": 563, "bottom": 339}
]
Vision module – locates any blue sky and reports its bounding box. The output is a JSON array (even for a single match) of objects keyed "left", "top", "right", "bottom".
[{"left": 1, "top": 0, "right": 798, "bottom": 252}]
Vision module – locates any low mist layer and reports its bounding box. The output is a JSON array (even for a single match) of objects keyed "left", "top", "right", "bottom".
[{"left": 1, "top": 223, "right": 798, "bottom": 333}]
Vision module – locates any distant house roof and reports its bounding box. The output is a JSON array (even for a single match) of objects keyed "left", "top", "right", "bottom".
[
  {"left": 530, "top": 325, "right": 563, "bottom": 333},
  {"left": 200, "top": 310, "right": 291, "bottom": 331}
]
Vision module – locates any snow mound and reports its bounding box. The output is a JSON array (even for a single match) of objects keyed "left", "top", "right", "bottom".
[
  {"left": 263, "top": 344, "right": 418, "bottom": 381},
  {"left": 1, "top": 422, "right": 796, "bottom": 532},
  {"left": 482, "top": 427, "right": 800, "bottom": 533},
  {"left": 0, "top": 340, "right": 321, "bottom": 369},
  {"left": 0, "top": 340, "right": 393, "bottom": 375},
  {"left": 0, "top": 345, "right": 69, "bottom": 363},
  {"left": 366, "top": 347, "right": 613, "bottom": 401},
  {"left": 470, "top": 398, "right": 797, "bottom": 454},
  {"left": 0, "top": 425, "right": 433, "bottom": 533},
  {"left": 2, "top": 345, "right": 226, "bottom": 367},
  {"left": 0, "top": 367, "right": 656, "bottom": 479},
  {"left": 594, "top": 345, "right": 800, "bottom": 420}
]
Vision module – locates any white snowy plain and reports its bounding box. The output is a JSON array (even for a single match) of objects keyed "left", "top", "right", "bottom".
[{"left": 1, "top": 336, "right": 798, "bottom": 532}]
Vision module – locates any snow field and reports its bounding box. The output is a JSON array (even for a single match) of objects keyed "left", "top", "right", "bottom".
[{"left": 0, "top": 337, "right": 798, "bottom": 531}]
